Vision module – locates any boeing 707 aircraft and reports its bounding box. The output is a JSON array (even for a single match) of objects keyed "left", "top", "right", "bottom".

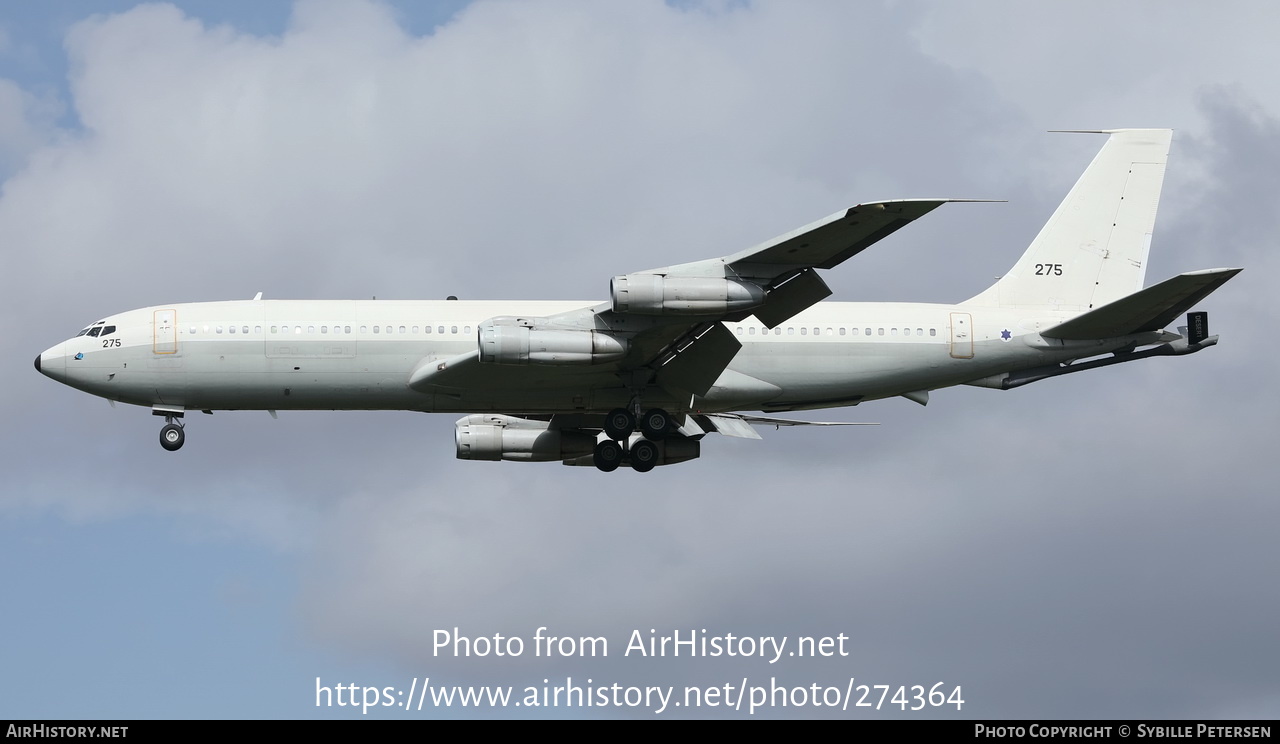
[{"left": 36, "top": 129, "right": 1239, "bottom": 472}]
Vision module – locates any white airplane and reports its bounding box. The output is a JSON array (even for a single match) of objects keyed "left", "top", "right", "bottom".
[{"left": 36, "top": 129, "right": 1239, "bottom": 472}]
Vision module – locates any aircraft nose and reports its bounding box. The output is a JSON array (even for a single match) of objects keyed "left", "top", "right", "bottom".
[{"left": 36, "top": 343, "right": 66, "bottom": 381}]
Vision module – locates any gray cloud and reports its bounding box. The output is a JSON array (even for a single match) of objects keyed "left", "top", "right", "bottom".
[{"left": 3, "top": 0, "right": 1276, "bottom": 719}]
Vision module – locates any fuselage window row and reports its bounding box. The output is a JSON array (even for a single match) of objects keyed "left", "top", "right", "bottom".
[
  {"left": 178, "top": 324, "right": 481, "bottom": 337},
  {"left": 736, "top": 326, "right": 939, "bottom": 339}
]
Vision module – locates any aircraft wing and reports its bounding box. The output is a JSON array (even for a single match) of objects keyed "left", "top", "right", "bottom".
[
  {"left": 629, "top": 199, "right": 980, "bottom": 328},
  {"left": 412, "top": 200, "right": 962, "bottom": 400},
  {"left": 723, "top": 199, "right": 957, "bottom": 275}
]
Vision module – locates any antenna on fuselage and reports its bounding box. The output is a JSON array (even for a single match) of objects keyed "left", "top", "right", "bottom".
[{"left": 252, "top": 291, "right": 263, "bottom": 300}]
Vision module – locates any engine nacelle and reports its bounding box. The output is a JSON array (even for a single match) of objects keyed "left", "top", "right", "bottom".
[
  {"left": 478, "top": 317, "right": 627, "bottom": 365},
  {"left": 455, "top": 414, "right": 596, "bottom": 462},
  {"left": 610, "top": 274, "right": 766, "bottom": 315},
  {"left": 651, "top": 435, "right": 700, "bottom": 466}
]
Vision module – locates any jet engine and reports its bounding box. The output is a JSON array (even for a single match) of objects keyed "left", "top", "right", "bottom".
[
  {"left": 477, "top": 317, "right": 626, "bottom": 365},
  {"left": 455, "top": 414, "right": 596, "bottom": 462},
  {"left": 610, "top": 274, "right": 766, "bottom": 315}
]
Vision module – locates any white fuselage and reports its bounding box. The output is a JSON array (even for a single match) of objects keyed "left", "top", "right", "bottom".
[{"left": 37, "top": 298, "right": 1127, "bottom": 416}]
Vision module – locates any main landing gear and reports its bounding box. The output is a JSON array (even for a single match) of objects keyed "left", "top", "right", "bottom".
[{"left": 593, "top": 406, "right": 672, "bottom": 473}]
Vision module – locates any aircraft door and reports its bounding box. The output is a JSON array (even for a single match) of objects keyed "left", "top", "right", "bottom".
[
  {"left": 949, "top": 312, "right": 973, "bottom": 359},
  {"left": 154, "top": 309, "right": 178, "bottom": 354}
]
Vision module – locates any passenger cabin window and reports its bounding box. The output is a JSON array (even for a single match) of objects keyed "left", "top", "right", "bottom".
[{"left": 229, "top": 326, "right": 236, "bottom": 334}]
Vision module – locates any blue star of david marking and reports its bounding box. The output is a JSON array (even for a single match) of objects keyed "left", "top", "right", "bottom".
[{"left": 1000, "top": 329, "right": 1012, "bottom": 341}]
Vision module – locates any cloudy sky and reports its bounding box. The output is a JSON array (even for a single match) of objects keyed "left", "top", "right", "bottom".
[{"left": 2, "top": 0, "right": 1277, "bottom": 719}]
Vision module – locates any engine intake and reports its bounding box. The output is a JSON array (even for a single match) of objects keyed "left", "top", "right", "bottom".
[
  {"left": 611, "top": 274, "right": 765, "bottom": 316},
  {"left": 478, "top": 317, "right": 626, "bottom": 365},
  {"left": 455, "top": 415, "right": 596, "bottom": 462}
]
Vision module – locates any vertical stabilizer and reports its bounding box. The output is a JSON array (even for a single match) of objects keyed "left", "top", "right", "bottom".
[{"left": 964, "top": 129, "right": 1171, "bottom": 312}]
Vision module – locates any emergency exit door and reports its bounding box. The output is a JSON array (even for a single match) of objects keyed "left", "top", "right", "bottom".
[
  {"left": 949, "top": 312, "right": 973, "bottom": 359},
  {"left": 154, "top": 309, "right": 178, "bottom": 354}
]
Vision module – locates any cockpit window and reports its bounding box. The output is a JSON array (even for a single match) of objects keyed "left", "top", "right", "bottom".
[
  {"left": 100, "top": 326, "right": 116, "bottom": 337},
  {"left": 75, "top": 328, "right": 90, "bottom": 337},
  {"left": 87, "top": 327, "right": 102, "bottom": 337}
]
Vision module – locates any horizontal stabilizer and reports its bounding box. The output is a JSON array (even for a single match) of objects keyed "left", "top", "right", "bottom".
[{"left": 1041, "top": 268, "right": 1242, "bottom": 340}]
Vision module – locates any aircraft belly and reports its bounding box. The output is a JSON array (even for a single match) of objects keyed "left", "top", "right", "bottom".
[{"left": 722, "top": 339, "right": 1044, "bottom": 409}]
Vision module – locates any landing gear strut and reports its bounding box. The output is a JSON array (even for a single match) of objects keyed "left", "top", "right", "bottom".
[{"left": 153, "top": 409, "right": 186, "bottom": 452}]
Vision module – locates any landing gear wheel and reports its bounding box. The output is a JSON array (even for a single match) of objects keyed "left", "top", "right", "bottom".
[
  {"left": 630, "top": 439, "right": 659, "bottom": 473},
  {"left": 593, "top": 440, "right": 623, "bottom": 472},
  {"left": 603, "top": 407, "right": 636, "bottom": 441},
  {"left": 640, "top": 408, "right": 672, "bottom": 441},
  {"left": 159, "top": 424, "right": 185, "bottom": 452}
]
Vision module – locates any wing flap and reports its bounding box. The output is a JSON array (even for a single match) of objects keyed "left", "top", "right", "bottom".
[
  {"left": 1041, "top": 268, "right": 1242, "bottom": 340},
  {"left": 654, "top": 322, "right": 742, "bottom": 397},
  {"left": 696, "top": 413, "right": 879, "bottom": 439},
  {"left": 752, "top": 268, "right": 833, "bottom": 328}
]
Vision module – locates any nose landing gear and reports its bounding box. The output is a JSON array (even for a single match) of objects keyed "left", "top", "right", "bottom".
[
  {"left": 152, "top": 407, "right": 186, "bottom": 451},
  {"left": 159, "top": 422, "right": 185, "bottom": 451}
]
